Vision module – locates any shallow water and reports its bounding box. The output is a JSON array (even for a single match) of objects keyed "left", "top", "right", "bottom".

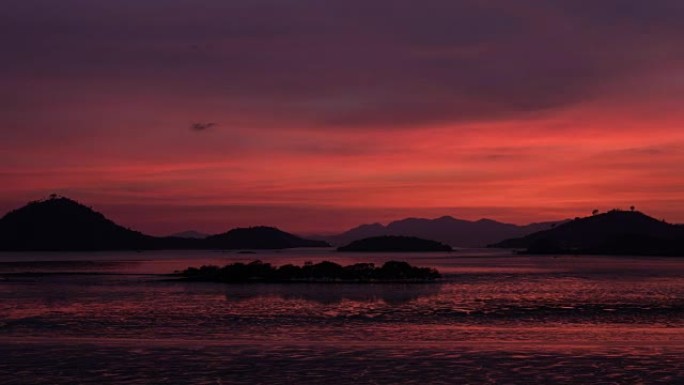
[{"left": 1, "top": 249, "right": 684, "bottom": 384}]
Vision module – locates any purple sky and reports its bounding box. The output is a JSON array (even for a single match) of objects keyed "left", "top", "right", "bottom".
[{"left": 2, "top": 0, "right": 684, "bottom": 234}]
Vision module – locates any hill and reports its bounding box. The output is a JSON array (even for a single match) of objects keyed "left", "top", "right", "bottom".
[
  {"left": 338, "top": 236, "right": 452, "bottom": 252},
  {"left": 0, "top": 197, "right": 329, "bottom": 251},
  {"left": 0, "top": 196, "right": 154, "bottom": 251},
  {"left": 205, "top": 226, "right": 330, "bottom": 249},
  {"left": 491, "top": 210, "right": 684, "bottom": 255},
  {"left": 325, "top": 216, "right": 565, "bottom": 247}
]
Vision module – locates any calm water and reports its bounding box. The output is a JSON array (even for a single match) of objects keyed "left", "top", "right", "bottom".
[{"left": 2, "top": 249, "right": 684, "bottom": 384}]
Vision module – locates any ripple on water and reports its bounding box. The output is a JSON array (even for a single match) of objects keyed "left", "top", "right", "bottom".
[
  {"left": 3, "top": 253, "right": 684, "bottom": 383},
  {"left": 2, "top": 341, "right": 684, "bottom": 385}
]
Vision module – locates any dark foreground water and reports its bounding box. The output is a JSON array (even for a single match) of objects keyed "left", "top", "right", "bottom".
[{"left": 1, "top": 249, "right": 684, "bottom": 384}]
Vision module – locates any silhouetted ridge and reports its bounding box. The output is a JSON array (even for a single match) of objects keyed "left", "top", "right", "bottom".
[
  {"left": 325, "top": 216, "right": 566, "bottom": 247},
  {"left": 0, "top": 197, "right": 329, "bottom": 251},
  {"left": 0, "top": 197, "right": 153, "bottom": 251},
  {"left": 491, "top": 210, "right": 684, "bottom": 255},
  {"left": 180, "top": 260, "right": 441, "bottom": 283},
  {"left": 338, "top": 236, "right": 452, "bottom": 252},
  {"left": 206, "top": 226, "right": 330, "bottom": 249}
]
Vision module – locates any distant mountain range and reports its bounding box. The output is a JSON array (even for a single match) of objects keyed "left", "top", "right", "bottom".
[
  {"left": 3, "top": 196, "right": 683, "bottom": 255},
  {"left": 0, "top": 197, "right": 328, "bottom": 251},
  {"left": 320, "top": 216, "right": 566, "bottom": 247},
  {"left": 491, "top": 210, "right": 684, "bottom": 255}
]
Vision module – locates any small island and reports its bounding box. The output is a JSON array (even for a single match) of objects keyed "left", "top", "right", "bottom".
[
  {"left": 337, "top": 236, "right": 452, "bottom": 252},
  {"left": 178, "top": 260, "right": 441, "bottom": 283},
  {"left": 204, "top": 226, "right": 330, "bottom": 249},
  {"left": 490, "top": 209, "right": 684, "bottom": 256}
]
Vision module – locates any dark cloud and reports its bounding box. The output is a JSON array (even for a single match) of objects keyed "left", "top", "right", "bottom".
[
  {"left": 2, "top": 0, "right": 684, "bottom": 129},
  {"left": 190, "top": 122, "right": 216, "bottom": 131}
]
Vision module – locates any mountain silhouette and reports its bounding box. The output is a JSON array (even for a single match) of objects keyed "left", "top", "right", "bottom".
[
  {"left": 338, "top": 236, "right": 453, "bottom": 252},
  {"left": 0, "top": 197, "right": 328, "bottom": 251},
  {"left": 0, "top": 197, "right": 154, "bottom": 250},
  {"left": 325, "top": 216, "right": 565, "bottom": 247},
  {"left": 206, "top": 226, "right": 330, "bottom": 249},
  {"left": 491, "top": 210, "right": 684, "bottom": 255}
]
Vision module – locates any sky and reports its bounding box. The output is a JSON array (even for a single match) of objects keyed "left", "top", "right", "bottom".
[{"left": 2, "top": 0, "right": 684, "bottom": 235}]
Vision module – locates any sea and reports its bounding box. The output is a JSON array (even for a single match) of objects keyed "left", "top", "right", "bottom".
[{"left": 1, "top": 248, "right": 684, "bottom": 384}]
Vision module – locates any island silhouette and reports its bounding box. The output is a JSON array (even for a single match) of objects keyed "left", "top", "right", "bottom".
[
  {"left": 205, "top": 226, "right": 328, "bottom": 249},
  {"left": 179, "top": 260, "right": 441, "bottom": 283},
  {"left": 1, "top": 196, "right": 683, "bottom": 255},
  {"left": 491, "top": 209, "right": 684, "bottom": 255},
  {"left": 0, "top": 196, "right": 329, "bottom": 251},
  {"left": 0, "top": 196, "right": 154, "bottom": 251},
  {"left": 337, "top": 236, "right": 452, "bottom": 252}
]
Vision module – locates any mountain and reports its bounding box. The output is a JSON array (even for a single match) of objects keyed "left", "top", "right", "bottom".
[
  {"left": 490, "top": 210, "right": 684, "bottom": 255},
  {"left": 170, "top": 230, "right": 209, "bottom": 239},
  {"left": 0, "top": 197, "right": 154, "bottom": 251},
  {"left": 0, "top": 197, "right": 329, "bottom": 251},
  {"left": 205, "top": 226, "right": 330, "bottom": 249},
  {"left": 338, "top": 236, "right": 452, "bottom": 252},
  {"left": 325, "top": 216, "right": 565, "bottom": 247}
]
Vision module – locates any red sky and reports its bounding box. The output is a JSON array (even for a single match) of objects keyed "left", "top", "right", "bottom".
[{"left": 2, "top": 0, "right": 684, "bottom": 235}]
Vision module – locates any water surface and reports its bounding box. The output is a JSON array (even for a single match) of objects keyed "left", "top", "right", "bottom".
[{"left": 1, "top": 249, "right": 684, "bottom": 384}]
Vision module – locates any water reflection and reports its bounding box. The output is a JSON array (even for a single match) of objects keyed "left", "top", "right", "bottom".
[
  {"left": 222, "top": 283, "right": 443, "bottom": 305},
  {"left": 0, "top": 260, "right": 142, "bottom": 274},
  {"left": 3, "top": 251, "right": 684, "bottom": 385}
]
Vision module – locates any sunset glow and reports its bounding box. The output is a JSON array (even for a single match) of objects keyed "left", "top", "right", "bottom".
[{"left": 2, "top": 0, "right": 684, "bottom": 234}]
